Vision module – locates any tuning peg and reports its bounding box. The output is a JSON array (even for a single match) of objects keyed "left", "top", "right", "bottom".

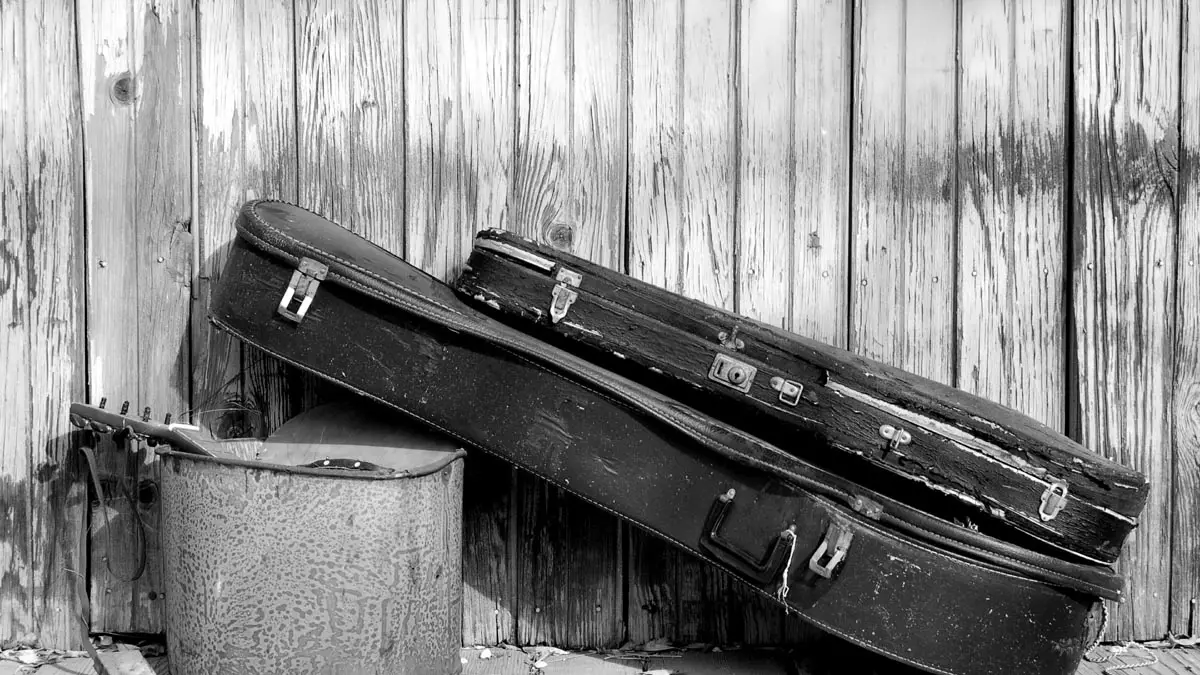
[
  {"left": 99, "top": 397, "right": 107, "bottom": 409},
  {"left": 146, "top": 438, "right": 159, "bottom": 448},
  {"left": 119, "top": 401, "right": 130, "bottom": 415},
  {"left": 88, "top": 421, "right": 113, "bottom": 434},
  {"left": 163, "top": 413, "right": 172, "bottom": 425},
  {"left": 69, "top": 413, "right": 86, "bottom": 429},
  {"left": 141, "top": 406, "right": 152, "bottom": 422}
]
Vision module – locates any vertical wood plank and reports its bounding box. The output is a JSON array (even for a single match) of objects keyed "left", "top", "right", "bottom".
[
  {"left": 515, "top": 0, "right": 626, "bottom": 647},
  {"left": 24, "top": 0, "right": 88, "bottom": 648},
  {"left": 80, "top": 0, "right": 193, "bottom": 633},
  {"left": 405, "top": 0, "right": 464, "bottom": 277},
  {"left": 792, "top": 0, "right": 851, "bottom": 348},
  {"left": 350, "top": 0, "right": 404, "bottom": 253},
  {"left": 626, "top": 0, "right": 683, "bottom": 646},
  {"left": 1073, "top": 0, "right": 1178, "bottom": 641},
  {"left": 958, "top": 0, "right": 1067, "bottom": 430},
  {"left": 851, "top": 0, "right": 957, "bottom": 384},
  {"left": 737, "top": 0, "right": 793, "bottom": 330},
  {"left": 193, "top": 0, "right": 247, "bottom": 437},
  {"left": 78, "top": 0, "right": 138, "bottom": 633},
  {"left": 1176, "top": 0, "right": 1200, "bottom": 637},
  {"left": 0, "top": 0, "right": 34, "bottom": 647},
  {"left": 195, "top": 0, "right": 297, "bottom": 440},
  {"left": 296, "top": 0, "right": 352, "bottom": 224},
  {"left": 406, "top": 0, "right": 518, "bottom": 646}
]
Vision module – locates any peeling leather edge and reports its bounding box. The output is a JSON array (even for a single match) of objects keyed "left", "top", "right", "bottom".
[
  {"left": 474, "top": 236, "right": 556, "bottom": 272},
  {"left": 826, "top": 379, "right": 1137, "bottom": 528}
]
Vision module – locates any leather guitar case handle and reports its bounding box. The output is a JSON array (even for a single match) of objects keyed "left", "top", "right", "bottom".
[{"left": 699, "top": 489, "right": 796, "bottom": 585}]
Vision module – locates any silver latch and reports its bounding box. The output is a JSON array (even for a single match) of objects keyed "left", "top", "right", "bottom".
[
  {"left": 809, "top": 522, "right": 854, "bottom": 579},
  {"left": 549, "top": 267, "right": 582, "bottom": 324},
  {"left": 709, "top": 353, "right": 757, "bottom": 393},
  {"left": 878, "top": 424, "right": 912, "bottom": 455},
  {"left": 1039, "top": 481, "right": 1069, "bottom": 521},
  {"left": 770, "top": 376, "right": 804, "bottom": 406},
  {"left": 277, "top": 257, "right": 329, "bottom": 324}
]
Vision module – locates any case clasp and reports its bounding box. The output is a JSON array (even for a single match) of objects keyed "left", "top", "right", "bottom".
[{"left": 278, "top": 257, "right": 329, "bottom": 324}]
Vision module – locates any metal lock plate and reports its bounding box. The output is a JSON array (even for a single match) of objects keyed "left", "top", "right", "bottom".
[
  {"left": 278, "top": 257, "right": 329, "bottom": 324},
  {"left": 809, "top": 522, "right": 854, "bottom": 579},
  {"left": 1039, "top": 481, "right": 1069, "bottom": 521},
  {"left": 769, "top": 376, "right": 804, "bottom": 406},
  {"left": 708, "top": 353, "right": 757, "bottom": 393},
  {"left": 549, "top": 267, "right": 582, "bottom": 324}
]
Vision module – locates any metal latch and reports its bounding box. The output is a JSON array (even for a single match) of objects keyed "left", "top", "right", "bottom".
[
  {"left": 770, "top": 376, "right": 804, "bottom": 406},
  {"left": 709, "top": 353, "right": 757, "bottom": 393},
  {"left": 809, "top": 522, "right": 854, "bottom": 579},
  {"left": 1039, "top": 481, "right": 1069, "bottom": 521},
  {"left": 878, "top": 424, "right": 912, "bottom": 455},
  {"left": 549, "top": 267, "right": 582, "bottom": 324},
  {"left": 277, "top": 257, "right": 328, "bottom": 324}
]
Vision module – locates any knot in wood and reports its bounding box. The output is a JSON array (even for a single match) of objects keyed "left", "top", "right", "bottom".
[
  {"left": 110, "top": 72, "right": 136, "bottom": 105},
  {"left": 544, "top": 222, "right": 574, "bottom": 252}
]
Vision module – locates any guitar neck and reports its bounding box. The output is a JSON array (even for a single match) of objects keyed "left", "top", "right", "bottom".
[{"left": 69, "top": 403, "right": 218, "bottom": 458}]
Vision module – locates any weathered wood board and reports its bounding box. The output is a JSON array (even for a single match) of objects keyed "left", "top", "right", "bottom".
[
  {"left": 78, "top": 0, "right": 194, "bottom": 633},
  {"left": 1175, "top": 0, "right": 1200, "bottom": 638},
  {"left": 5, "top": 0, "right": 1199, "bottom": 650},
  {"left": 957, "top": 0, "right": 1067, "bottom": 430},
  {"left": 1072, "top": 0, "right": 1178, "bottom": 640}
]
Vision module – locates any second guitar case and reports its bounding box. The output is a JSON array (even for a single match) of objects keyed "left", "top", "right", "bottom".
[{"left": 453, "top": 229, "right": 1149, "bottom": 565}]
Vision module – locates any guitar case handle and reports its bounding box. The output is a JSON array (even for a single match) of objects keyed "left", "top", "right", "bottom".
[{"left": 698, "top": 489, "right": 796, "bottom": 585}]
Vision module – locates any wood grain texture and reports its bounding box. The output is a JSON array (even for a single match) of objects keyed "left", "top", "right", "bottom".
[
  {"left": 80, "top": 0, "right": 194, "bottom": 634},
  {"left": 23, "top": 0, "right": 88, "bottom": 648},
  {"left": 851, "top": 0, "right": 957, "bottom": 384},
  {"left": 514, "top": 0, "right": 626, "bottom": 649},
  {"left": 515, "top": 477, "right": 623, "bottom": 649},
  {"left": 957, "top": 0, "right": 1067, "bottom": 430},
  {"left": 404, "top": 0, "right": 517, "bottom": 646},
  {"left": 1073, "top": 0, "right": 1178, "bottom": 641},
  {"left": 1174, "top": 0, "right": 1200, "bottom": 637},
  {"left": 0, "top": 0, "right": 33, "bottom": 646},
  {"left": 626, "top": 0, "right": 724, "bottom": 646},
  {"left": 792, "top": 0, "right": 851, "bottom": 347},
  {"left": 194, "top": 0, "right": 298, "bottom": 440},
  {"left": 736, "top": 0, "right": 793, "bottom": 329}
]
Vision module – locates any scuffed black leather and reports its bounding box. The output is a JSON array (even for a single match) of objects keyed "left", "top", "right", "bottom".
[{"left": 214, "top": 199, "right": 1111, "bottom": 675}]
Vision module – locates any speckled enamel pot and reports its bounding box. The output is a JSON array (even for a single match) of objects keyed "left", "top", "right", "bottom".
[{"left": 158, "top": 448, "right": 464, "bottom": 675}]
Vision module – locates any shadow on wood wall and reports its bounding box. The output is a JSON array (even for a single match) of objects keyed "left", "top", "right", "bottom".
[{"left": 1, "top": 0, "right": 1197, "bottom": 650}]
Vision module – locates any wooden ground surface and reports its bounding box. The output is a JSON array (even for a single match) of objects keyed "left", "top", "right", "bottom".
[{"left": 2, "top": 645, "right": 1194, "bottom": 675}]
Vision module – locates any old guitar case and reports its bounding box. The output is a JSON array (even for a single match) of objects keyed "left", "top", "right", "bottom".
[
  {"left": 454, "top": 229, "right": 1149, "bottom": 566},
  {"left": 211, "top": 200, "right": 1119, "bottom": 675}
]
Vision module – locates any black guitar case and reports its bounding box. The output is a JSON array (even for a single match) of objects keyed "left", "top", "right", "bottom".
[
  {"left": 209, "top": 200, "right": 1120, "bottom": 675},
  {"left": 453, "top": 229, "right": 1148, "bottom": 566}
]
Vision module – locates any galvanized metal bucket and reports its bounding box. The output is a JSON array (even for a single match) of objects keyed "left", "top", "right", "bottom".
[{"left": 158, "top": 402, "right": 466, "bottom": 675}]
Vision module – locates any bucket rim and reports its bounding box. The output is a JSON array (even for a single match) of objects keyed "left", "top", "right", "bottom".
[{"left": 156, "top": 446, "right": 466, "bottom": 480}]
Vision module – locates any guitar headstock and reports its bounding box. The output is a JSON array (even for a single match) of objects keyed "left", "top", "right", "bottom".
[{"left": 68, "top": 398, "right": 217, "bottom": 457}]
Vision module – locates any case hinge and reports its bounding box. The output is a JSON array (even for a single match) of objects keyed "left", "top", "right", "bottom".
[
  {"left": 549, "top": 267, "right": 582, "bottom": 324},
  {"left": 277, "top": 257, "right": 329, "bottom": 324}
]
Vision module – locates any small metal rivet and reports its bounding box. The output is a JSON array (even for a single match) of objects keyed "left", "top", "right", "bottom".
[
  {"left": 971, "top": 270, "right": 977, "bottom": 277},
  {"left": 98, "top": 260, "right": 107, "bottom": 268},
  {"left": 932, "top": 276, "right": 939, "bottom": 283},
  {"left": 1156, "top": 260, "right": 1163, "bottom": 267},
  {"left": 822, "top": 271, "right": 829, "bottom": 278},
  {"left": 879, "top": 425, "right": 896, "bottom": 440},
  {"left": 860, "top": 279, "right": 868, "bottom": 286},
  {"left": 594, "top": 605, "right": 601, "bottom": 613},
  {"left": 157, "top": 256, "right": 165, "bottom": 263},
  {"left": 1087, "top": 263, "right": 1094, "bottom": 270},
  {"left": 534, "top": 607, "right": 541, "bottom": 613}
]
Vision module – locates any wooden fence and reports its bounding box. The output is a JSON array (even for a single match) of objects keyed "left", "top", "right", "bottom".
[{"left": 1, "top": 0, "right": 1197, "bottom": 650}]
